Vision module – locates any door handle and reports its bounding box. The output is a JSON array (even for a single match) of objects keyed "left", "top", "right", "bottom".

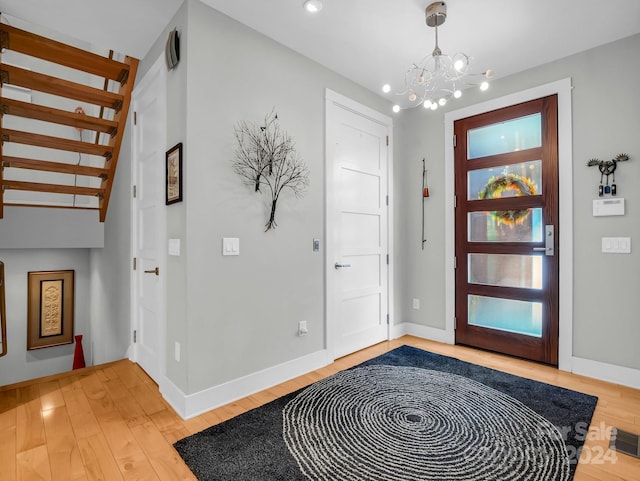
[
  {"left": 533, "top": 225, "right": 554, "bottom": 256},
  {"left": 144, "top": 267, "right": 160, "bottom": 276},
  {"left": 334, "top": 262, "right": 352, "bottom": 269}
]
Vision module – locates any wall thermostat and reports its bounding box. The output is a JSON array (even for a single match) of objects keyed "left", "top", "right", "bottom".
[{"left": 593, "top": 198, "right": 624, "bottom": 216}]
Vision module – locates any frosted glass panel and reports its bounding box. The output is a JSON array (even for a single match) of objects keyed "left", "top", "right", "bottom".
[
  {"left": 468, "top": 295, "right": 542, "bottom": 337},
  {"left": 468, "top": 160, "right": 541, "bottom": 201},
  {"left": 468, "top": 254, "right": 542, "bottom": 289},
  {"left": 468, "top": 208, "right": 543, "bottom": 242},
  {"left": 468, "top": 113, "right": 541, "bottom": 159}
]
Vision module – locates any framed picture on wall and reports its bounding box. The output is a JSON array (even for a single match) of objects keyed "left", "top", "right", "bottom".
[
  {"left": 27, "top": 270, "right": 75, "bottom": 350},
  {"left": 166, "top": 142, "right": 183, "bottom": 205},
  {"left": 0, "top": 261, "right": 6, "bottom": 357}
]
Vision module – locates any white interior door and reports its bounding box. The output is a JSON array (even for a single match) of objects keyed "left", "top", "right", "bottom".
[
  {"left": 326, "top": 90, "right": 392, "bottom": 359},
  {"left": 131, "top": 57, "right": 166, "bottom": 383}
]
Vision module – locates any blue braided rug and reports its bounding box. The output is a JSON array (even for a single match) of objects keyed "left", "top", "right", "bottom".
[{"left": 174, "top": 345, "right": 597, "bottom": 481}]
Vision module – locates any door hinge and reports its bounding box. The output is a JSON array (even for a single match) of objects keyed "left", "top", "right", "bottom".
[
  {"left": 386, "top": 313, "right": 390, "bottom": 325},
  {"left": 134, "top": 111, "right": 137, "bottom": 125},
  {"left": 386, "top": 254, "right": 389, "bottom": 265},
  {"left": 453, "top": 134, "right": 457, "bottom": 147},
  {"left": 133, "top": 330, "right": 137, "bottom": 343},
  {"left": 453, "top": 256, "right": 457, "bottom": 269},
  {"left": 133, "top": 185, "right": 137, "bottom": 198},
  {"left": 386, "top": 135, "right": 389, "bottom": 146},
  {"left": 454, "top": 317, "right": 457, "bottom": 330},
  {"left": 386, "top": 195, "right": 389, "bottom": 206},
  {"left": 133, "top": 257, "right": 137, "bottom": 270},
  {"left": 453, "top": 195, "right": 457, "bottom": 208}
]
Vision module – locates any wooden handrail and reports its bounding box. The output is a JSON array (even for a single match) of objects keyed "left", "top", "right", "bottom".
[
  {"left": 0, "top": 24, "right": 130, "bottom": 83},
  {"left": 2, "top": 156, "right": 109, "bottom": 178},
  {"left": 1, "top": 97, "right": 118, "bottom": 135},
  {"left": 1, "top": 64, "right": 124, "bottom": 111}
]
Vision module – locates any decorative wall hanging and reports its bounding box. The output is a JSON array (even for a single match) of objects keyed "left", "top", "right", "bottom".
[
  {"left": 478, "top": 173, "right": 538, "bottom": 226},
  {"left": 27, "top": 270, "right": 75, "bottom": 350},
  {"left": 0, "top": 261, "right": 6, "bottom": 357},
  {"left": 586, "top": 153, "right": 629, "bottom": 196},
  {"left": 422, "top": 158, "right": 429, "bottom": 250},
  {"left": 166, "top": 142, "right": 183, "bottom": 205},
  {"left": 233, "top": 110, "right": 309, "bottom": 231}
]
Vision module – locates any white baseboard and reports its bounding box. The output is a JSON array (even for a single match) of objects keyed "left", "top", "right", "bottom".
[
  {"left": 572, "top": 356, "right": 640, "bottom": 390},
  {"left": 161, "top": 349, "right": 331, "bottom": 419},
  {"left": 159, "top": 335, "right": 640, "bottom": 419},
  {"left": 392, "top": 322, "right": 454, "bottom": 345},
  {"left": 393, "top": 326, "right": 640, "bottom": 390}
]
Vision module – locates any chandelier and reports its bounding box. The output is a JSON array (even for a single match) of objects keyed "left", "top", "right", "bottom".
[{"left": 383, "top": 1, "right": 493, "bottom": 112}]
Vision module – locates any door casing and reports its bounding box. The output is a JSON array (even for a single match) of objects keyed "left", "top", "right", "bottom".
[{"left": 444, "top": 78, "right": 573, "bottom": 371}]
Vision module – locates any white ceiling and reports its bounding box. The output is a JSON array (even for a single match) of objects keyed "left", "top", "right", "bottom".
[{"left": 1, "top": 0, "right": 640, "bottom": 102}]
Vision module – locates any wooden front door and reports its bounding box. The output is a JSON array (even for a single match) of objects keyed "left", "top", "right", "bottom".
[{"left": 454, "top": 95, "right": 559, "bottom": 365}]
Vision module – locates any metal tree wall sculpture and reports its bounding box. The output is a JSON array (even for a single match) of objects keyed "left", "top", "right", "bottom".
[{"left": 233, "top": 111, "right": 309, "bottom": 231}]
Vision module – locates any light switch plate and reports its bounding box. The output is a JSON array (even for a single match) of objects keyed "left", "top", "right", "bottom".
[
  {"left": 168, "top": 238, "right": 181, "bottom": 256},
  {"left": 223, "top": 237, "right": 240, "bottom": 256},
  {"left": 602, "top": 237, "right": 631, "bottom": 253}
]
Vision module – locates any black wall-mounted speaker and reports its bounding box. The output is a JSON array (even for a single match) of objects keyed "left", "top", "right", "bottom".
[{"left": 165, "top": 28, "right": 180, "bottom": 70}]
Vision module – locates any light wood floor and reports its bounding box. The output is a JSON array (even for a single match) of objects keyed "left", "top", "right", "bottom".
[{"left": 1, "top": 336, "right": 639, "bottom": 481}]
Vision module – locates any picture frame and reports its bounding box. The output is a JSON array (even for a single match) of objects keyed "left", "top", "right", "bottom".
[
  {"left": 27, "top": 270, "right": 75, "bottom": 350},
  {"left": 0, "top": 261, "right": 7, "bottom": 357},
  {"left": 166, "top": 142, "right": 183, "bottom": 205}
]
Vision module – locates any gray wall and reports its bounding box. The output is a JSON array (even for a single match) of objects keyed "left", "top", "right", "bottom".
[
  {"left": 141, "top": 0, "right": 391, "bottom": 395},
  {"left": 88, "top": 118, "right": 135, "bottom": 366},
  {"left": 395, "top": 33, "right": 640, "bottom": 370},
  {"left": 0, "top": 249, "right": 91, "bottom": 386}
]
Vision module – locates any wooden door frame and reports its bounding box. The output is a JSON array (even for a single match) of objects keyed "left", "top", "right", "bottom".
[
  {"left": 444, "top": 78, "right": 574, "bottom": 371},
  {"left": 324, "top": 88, "right": 394, "bottom": 362},
  {"left": 130, "top": 54, "right": 167, "bottom": 383}
]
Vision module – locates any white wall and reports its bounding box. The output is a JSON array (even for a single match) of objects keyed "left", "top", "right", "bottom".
[
  {"left": 395, "top": 33, "right": 640, "bottom": 371},
  {"left": 0, "top": 249, "right": 91, "bottom": 386},
  {"left": 136, "top": 0, "right": 392, "bottom": 397}
]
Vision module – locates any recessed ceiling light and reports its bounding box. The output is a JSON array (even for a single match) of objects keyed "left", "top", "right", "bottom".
[{"left": 304, "top": 0, "right": 323, "bottom": 13}]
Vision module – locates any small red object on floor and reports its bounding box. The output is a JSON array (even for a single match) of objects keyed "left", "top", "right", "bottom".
[{"left": 72, "top": 334, "right": 86, "bottom": 370}]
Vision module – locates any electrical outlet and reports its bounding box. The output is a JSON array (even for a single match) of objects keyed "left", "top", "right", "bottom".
[
  {"left": 412, "top": 298, "right": 420, "bottom": 310},
  {"left": 298, "top": 320, "right": 308, "bottom": 336}
]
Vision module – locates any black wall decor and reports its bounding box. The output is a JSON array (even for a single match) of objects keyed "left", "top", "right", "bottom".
[
  {"left": 232, "top": 110, "right": 309, "bottom": 231},
  {"left": 587, "top": 153, "right": 629, "bottom": 196}
]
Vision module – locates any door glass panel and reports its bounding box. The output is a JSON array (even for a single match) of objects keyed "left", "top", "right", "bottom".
[
  {"left": 468, "top": 254, "right": 542, "bottom": 289},
  {"left": 468, "top": 113, "right": 541, "bottom": 159},
  {"left": 468, "top": 295, "right": 542, "bottom": 337},
  {"left": 468, "top": 208, "right": 543, "bottom": 242},
  {"left": 468, "top": 160, "right": 541, "bottom": 201}
]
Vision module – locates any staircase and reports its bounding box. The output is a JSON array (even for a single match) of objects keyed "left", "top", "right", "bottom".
[{"left": 0, "top": 23, "right": 138, "bottom": 222}]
